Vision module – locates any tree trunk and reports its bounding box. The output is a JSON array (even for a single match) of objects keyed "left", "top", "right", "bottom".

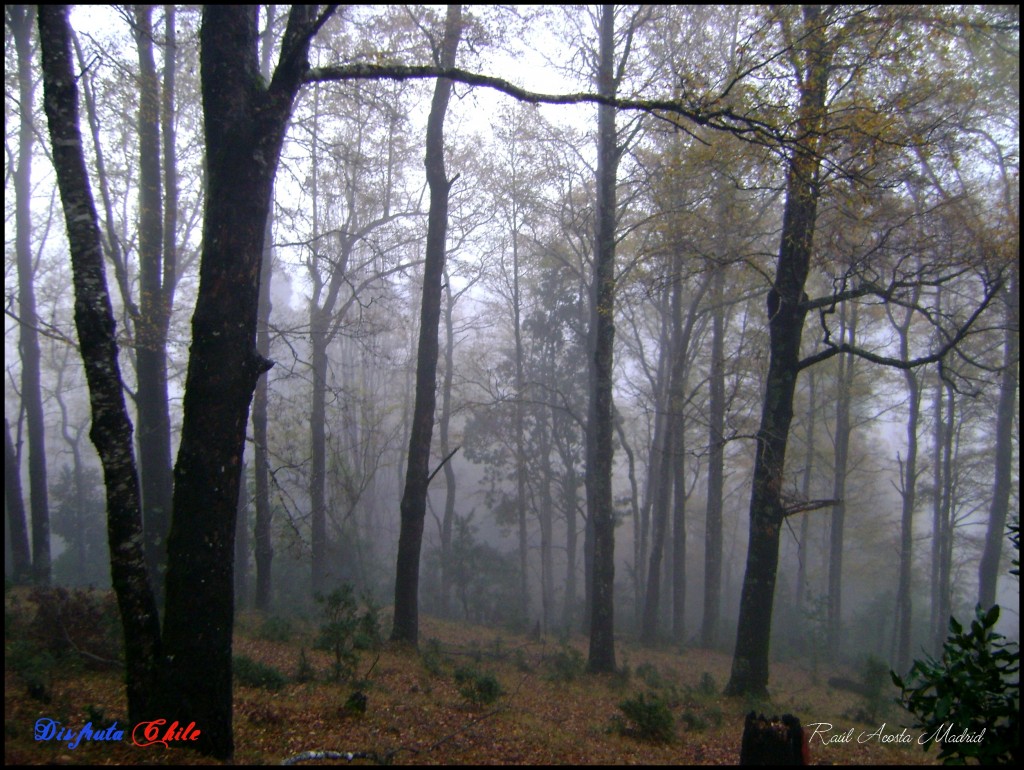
[
  {"left": 392, "top": 4, "right": 462, "bottom": 646},
  {"left": 38, "top": 2, "right": 163, "bottom": 722},
  {"left": 235, "top": 463, "right": 250, "bottom": 608},
  {"left": 132, "top": 4, "right": 174, "bottom": 601},
  {"left": 439, "top": 276, "right": 458, "bottom": 617},
  {"left": 586, "top": 3, "right": 619, "bottom": 673},
  {"left": 5, "top": 418, "right": 33, "bottom": 583},
  {"left": 252, "top": 6, "right": 277, "bottom": 614},
  {"left": 827, "top": 304, "right": 856, "bottom": 659},
  {"left": 892, "top": 294, "right": 920, "bottom": 674},
  {"left": 978, "top": 269, "right": 1018, "bottom": 608},
  {"left": 160, "top": 7, "right": 325, "bottom": 757},
  {"left": 253, "top": 199, "right": 275, "bottom": 611},
  {"left": 726, "top": 6, "right": 831, "bottom": 698},
  {"left": 701, "top": 260, "right": 726, "bottom": 648},
  {"left": 12, "top": 4, "right": 51, "bottom": 587}
]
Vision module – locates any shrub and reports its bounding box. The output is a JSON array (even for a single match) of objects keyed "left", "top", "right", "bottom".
[
  {"left": 233, "top": 655, "right": 287, "bottom": 691},
  {"left": 454, "top": 666, "right": 504, "bottom": 706},
  {"left": 892, "top": 605, "right": 1019, "bottom": 765},
  {"left": 545, "top": 645, "right": 586, "bottom": 683},
  {"left": 421, "top": 637, "right": 445, "bottom": 677},
  {"left": 257, "top": 615, "right": 294, "bottom": 643},
  {"left": 616, "top": 692, "right": 676, "bottom": 743},
  {"left": 636, "top": 662, "right": 667, "bottom": 690},
  {"left": 27, "top": 587, "right": 122, "bottom": 665},
  {"left": 7, "top": 639, "right": 56, "bottom": 703},
  {"left": 342, "top": 690, "right": 368, "bottom": 717},
  {"left": 294, "top": 648, "right": 316, "bottom": 683},
  {"left": 698, "top": 671, "right": 717, "bottom": 697},
  {"left": 315, "top": 585, "right": 383, "bottom": 682}
]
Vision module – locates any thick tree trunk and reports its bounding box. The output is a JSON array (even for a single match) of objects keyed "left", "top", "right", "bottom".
[
  {"left": 38, "top": 2, "right": 163, "bottom": 722},
  {"left": 160, "top": 7, "right": 324, "bottom": 757},
  {"left": 726, "top": 6, "right": 831, "bottom": 698},
  {"left": 586, "top": 3, "right": 619, "bottom": 673},
  {"left": 392, "top": 4, "right": 462, "bottom": 646},
  {"left": 12, "top": 4, "right": 51, "bottom": 587}
]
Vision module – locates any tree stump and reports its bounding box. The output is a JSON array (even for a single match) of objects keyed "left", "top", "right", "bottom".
[{"left": 739, "top": 711, "right": 810, "bottom": 765}]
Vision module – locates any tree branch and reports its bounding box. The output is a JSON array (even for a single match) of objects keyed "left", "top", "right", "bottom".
[{"left": 305, "top": 63, "right": 787, "bottom": 145}]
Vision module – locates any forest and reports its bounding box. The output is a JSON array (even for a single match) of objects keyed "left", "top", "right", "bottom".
[{"left": 4, "top": 4, "right": 1019, "bottom": 765}]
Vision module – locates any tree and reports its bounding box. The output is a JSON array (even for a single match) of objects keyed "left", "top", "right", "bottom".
[
  {"left": 40, "top": 5, "right": 335, "bottom": 758},
  {"left": 392, "top": 4, "right": 462, "bottom": 646},
  {"left": 10, "top": 4, "right": 52, "bottom": 586},
  {"left": 725, "top": 6, "right": 1008, "bottom": 697},
  {"left": 585, "top": 3, "right": 621, "bottom": 673},
  {"left": 4, "top": 417, "right": 33, "bottom": 583},
  {"left": 38, "top": 0, "right": 163, "bottom": 727},
  {"left": 130, "top": 4, "right": 175, "bottom": 597}
]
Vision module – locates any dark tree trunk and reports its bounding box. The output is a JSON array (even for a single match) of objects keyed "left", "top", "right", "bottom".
[
  {"left": 827, "top": 305, "right": 856, "bottom": 659},
  {"left": 438, "top": 275, "right": 458, "bottom": 617},
  {"left": 701, "top": 261, "right": 726, "bottom": 648},
  {"left": 892, "top": 295, "right": 920, "bottom": 674},
  {"left": 5, "top": 418, "right": 33, "bottom": 583},
  {"left": 38, "top": 2, "right": 163, "bottom": 722},
  {"left": 586, "top": 3, "right": 619, "bottom": 673},
  {"left": 392, "top": 4, "right": 462, "bottom": 646},
  {"left": 235, "top": 463, "right": 250, "bottom": 609},
  {"left": 670, "top": 399, "right": 687, "bottom": 645},
  {"left": 978, "top": 269, "right": 1018, "bottom": 608},
  {"left": 641, "top": 413, "right": 673, "bottom": 643},
  {"left": 253, "top": 6, "right": 278, "bottom": 613},
  {"left": 726, "top": 6, "right": 831, "bottom": 698},
  {"left": 160, "top": 7, "right": 327, "bottom": 758},
  {"left": 12, "top": 4, "right": 51, "bottom": 587},
  {"left": 132, "top": 5, "right": 174, "bottom": 600}
]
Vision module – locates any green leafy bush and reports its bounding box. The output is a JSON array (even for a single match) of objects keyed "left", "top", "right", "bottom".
[
  {"left": 892, "top": 605, "right": 1019, "bottom": 765},
  {"left": 233, "top": 654, "right": 287, "bottom": 691},
  {"left": 454, "top": 666, "right": 504, "bottom": 706},
  {"left": 545, "top": 645, "right": 586, "bottom": 683},
  {"left": 615, "top": 692, "right": 676, "bottom": 743},
  {"left": 636, "top": 662, "right": 666, "bottom": 689},
  {"left": 698, "top": 671, "right": 717, "bottom": 697},
  {"left": 314, "top": 585, "right": 382, "bottom": 682},
  {"left": 257, "top": 615, "right": 294, "bottom": 643},
  {"left": 294, "top": 648, "right": 316, "bottom": 683}
]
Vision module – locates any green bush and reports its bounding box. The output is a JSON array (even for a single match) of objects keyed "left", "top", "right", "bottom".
[
  {"left": 421, "top": 637, "right": 445, "bottom": 677},
  {"left": 7, "top": 639, "right": 56, "bottom": 703},
  {"left": 698, "top": 671, "right": 717, "bottom": 697},
  {"left": 616, "top": 692, "right": 676, "bottom": 743},
  {"left": 454, "top": 666, "right": 504, "bottom": 706},
  {"left": 294, "top": 648, "right": 316, "bottom": 683},
  {"left": 257, "top": 615, "right": 294, "bottom": 643},
  {"left": 892, "top": 605, "right": 1019, "bottom": 765},
  {"left": 636, "top": 662, "right": 667, "bottom": 690},
  {"left": 314, "top": 585, "right": 382, "bottom": 682},
  {"left": 545, "top": 645, "right": 586, "bottom": 683},
  {"left": 233, "top": 655, "right": 287, "bottom": 691}
]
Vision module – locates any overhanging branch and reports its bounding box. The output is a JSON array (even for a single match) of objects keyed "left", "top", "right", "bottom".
[{"left": 304, "top": 63, "right": 787, "bottom": 145}]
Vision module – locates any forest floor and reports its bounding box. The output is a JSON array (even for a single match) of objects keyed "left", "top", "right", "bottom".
[{"left": 5, "top": 589, "right": 940, "bottom": 765}]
